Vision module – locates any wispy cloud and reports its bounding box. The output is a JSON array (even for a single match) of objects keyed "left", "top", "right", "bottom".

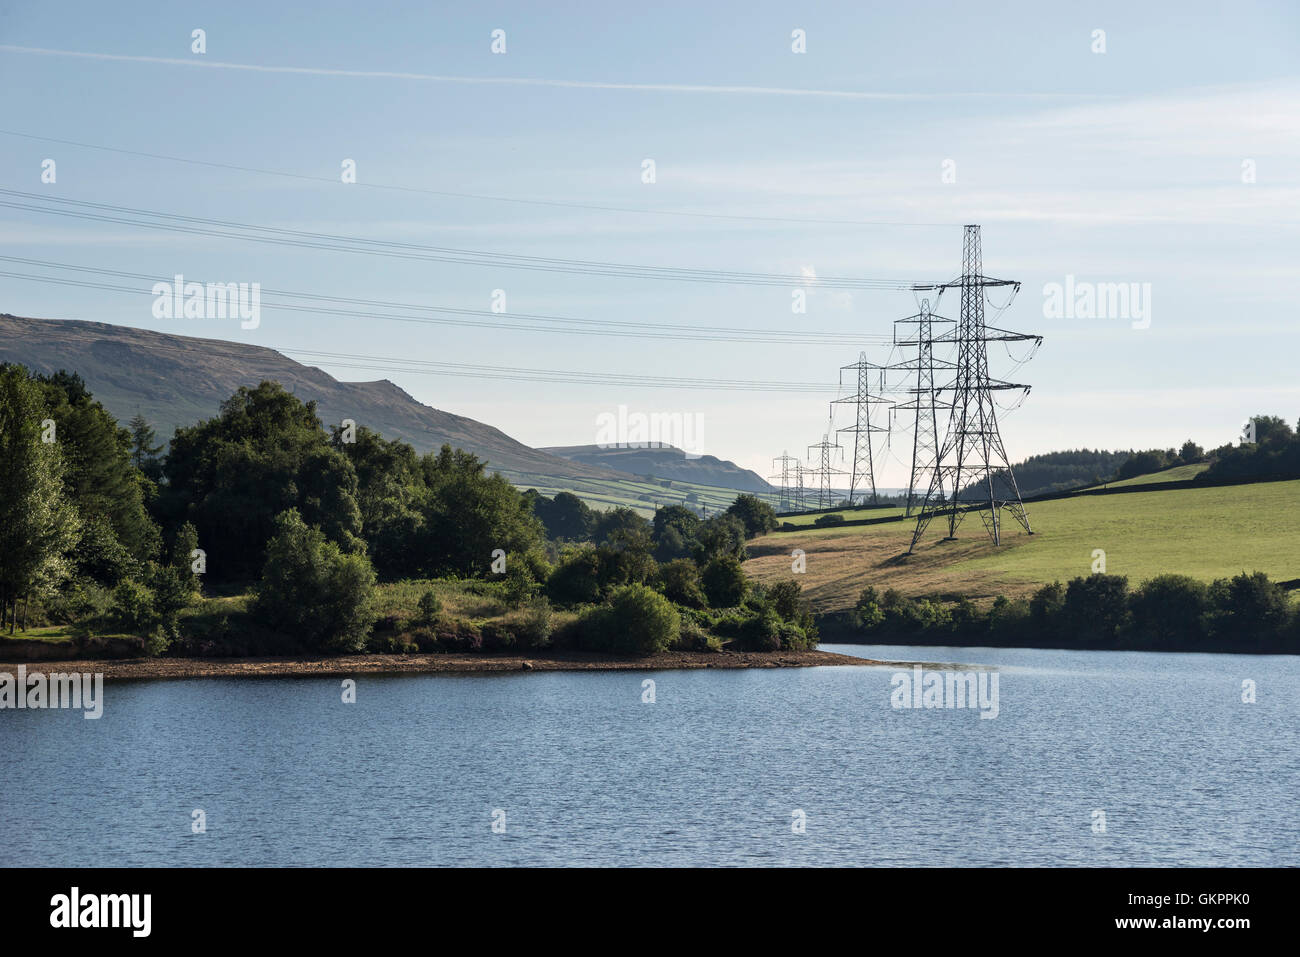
[{"left": 0, "top": 45, "right": 1115, "bottom": 101}]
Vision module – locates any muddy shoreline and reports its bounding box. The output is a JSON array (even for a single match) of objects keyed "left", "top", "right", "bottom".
[{"left": 0, "top": 648, "right": 884, "bottom": 681}]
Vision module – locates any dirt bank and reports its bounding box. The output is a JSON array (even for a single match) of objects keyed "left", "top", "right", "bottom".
[{"left": 0, "top": 648, "right": 883, "bottom": 681}]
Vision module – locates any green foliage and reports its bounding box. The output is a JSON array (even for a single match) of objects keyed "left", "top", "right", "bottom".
[
  {"left": 814, "top": 512, "right": 847, "bottom": 527},
  {"left": 531, "top": 490, "right": 595, "bottom": 541},
  {"left": 1063, "top": 574, "right": 1131, "bottom": 642},
  {"left": 416, "top": 589, "right": 442, "bottom": 624},
  {"left": 657, "top": 558, "right": 706, "bottom": 608},
  {"left": 1129, "top": 574, "right": 1209, "bottom": 645},
  {"left": 252, "top": 508, "right": 378, "bottom": 652},
  {"left": 416, "top": 445, "right": 544, "bottom": 578},
  {"left": 546, "top": 546, "right": 603, "bottom": 606},
  {"left": 579, "top": 584, "right": 680, "bottom": 656},
  {"left": 695, "top": 513, "right": 747, "bottom": 561},
  {"left": 652, "top": 505, "right": 702, "bottom": 562},
  {"left": 128, "top": 413, "right": 164, "bottom": 482},
  {"left": 726, "top": 494, "right": 778, "bottom": 538},
  {"left": 700, "top": 554, "right": 748, "bottom": 608},
  {"left": 162, "top": 382, "right": 363, "bottom": 580},
  {"left": 0, "top": 365, "right": 82, "bottom": 630}
]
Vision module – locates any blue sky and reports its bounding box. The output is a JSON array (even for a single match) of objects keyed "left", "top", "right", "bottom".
[{"left": 1, "top": 0, "right": 1297, "bottom": 484}]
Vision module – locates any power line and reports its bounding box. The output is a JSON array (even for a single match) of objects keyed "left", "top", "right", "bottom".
[
  {"left": 0, "top": 189, "right": 938, "bottom": 290},
  {"left": 0, "top": 256, "right": 894, "bottom": 347},
  {"left": 0, "top": 130, "right": 959, "bottom": 230}
]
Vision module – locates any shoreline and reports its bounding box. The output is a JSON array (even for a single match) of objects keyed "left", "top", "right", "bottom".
[{"left": 0, "top": 648, "right": 883, "bottom": 681}]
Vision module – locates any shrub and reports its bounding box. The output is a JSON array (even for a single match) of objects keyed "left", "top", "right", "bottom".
[
  {"left": 853, "top": 586, "right": 885, "bottom": 631},
  {"left": 1062, "top": 574, "right": 1130, "bottom": 643},
  {"left": 546, "top": 547, "right": 602, "bottom": 605},
  {"left": 1128, "top": 574, "right": 1209, "bottom": 646},
  {"left": 658, "top": 558, "right": 706, "bottom": 608},
  {"left": 416, "top": 589, "right": 442, "bottom": 624},
  {"left": 1029, "top": 581, "right": 1065, "bottom": 629},
  {"left": 1205, "top": 572, "right": 1290, "bottom": 647},
  {"left": 700, "top": 554, "right": 748, "bottom": 608},
  {"left": 675, "top": 618, "right": 721, "bottom": 652},
  {"left": 580, "top": 584, "right": 680, "bottom": 656},
  {"left": 110, "top": 579, "right": 157, "bottom": 633},
  {"left": 252, "top": 508, "right": 378, "bottom": 653},
  {"left": 813, "top": 512, "right": 846, "bottom": 527}
]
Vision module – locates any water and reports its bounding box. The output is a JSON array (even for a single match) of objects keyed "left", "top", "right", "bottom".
[{"left": 2, "top": 646, "right": 1296, "bottom": 866}]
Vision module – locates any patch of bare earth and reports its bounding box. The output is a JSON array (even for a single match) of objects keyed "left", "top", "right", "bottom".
[{"left": 0, "top": 649, "right": 880, "bottom": 682}]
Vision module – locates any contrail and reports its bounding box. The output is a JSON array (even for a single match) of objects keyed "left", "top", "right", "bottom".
[{"left": 0, "top": 44, "right": 1110, "bottom": 100}]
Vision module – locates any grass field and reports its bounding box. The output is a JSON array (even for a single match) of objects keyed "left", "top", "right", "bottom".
[
  {"left": 747, "top": 478, "right": 1300, "bottom": 613},
  {"left": 1079, "top": 462, "right": 1210, "bottom": 490},
  {"left": 774, "top": 505, "right": 907, "bottom": 527},
  {"left": 514, "top": 475, "right": 771, "bottom": 517}
]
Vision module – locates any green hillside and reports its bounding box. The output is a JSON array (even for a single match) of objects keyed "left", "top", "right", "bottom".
[{"left": 746, "top": 479, "right": 1300, "bottom": 612}]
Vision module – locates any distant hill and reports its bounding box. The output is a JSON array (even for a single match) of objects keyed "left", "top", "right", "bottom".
[
  {"left": 0, "top": 314, "right": 623, "bottom": 486},
  {"left": 542, "top": 443, "right": 772, "bottom": 493}
]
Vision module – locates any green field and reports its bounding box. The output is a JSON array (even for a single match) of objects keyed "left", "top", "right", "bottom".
[
  {"left": 775, "top": 505, "right": 907, "bottom": 528},
  {"left": 509, "top": 473, "right": 775, "bottom": 517},
  {"left": 747, "top": 479, "right": 1300, "bottom": 612},
  {"left": 1080, "top": 462, "right": 1210, "bottom": 490}
]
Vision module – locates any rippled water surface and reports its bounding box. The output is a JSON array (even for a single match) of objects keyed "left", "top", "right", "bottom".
[{"left": 3, "top": 645, "right": 1296, "bottom": 866}]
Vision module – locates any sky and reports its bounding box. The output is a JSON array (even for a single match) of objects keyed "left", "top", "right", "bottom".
[{"left": 0, "top": 0, "right": 1297, "bottom": 486}]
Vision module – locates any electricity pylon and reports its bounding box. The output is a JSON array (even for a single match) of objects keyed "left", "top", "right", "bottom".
[
  {"left": 909, "top": 225, "right": 1041, "bottom": 551},
  {"left": 770, "top": 451, "right": 801, "bottom": 510},
  {"left": 832, "top": 353, "right": 892, "bottom": 505},
  {"left": 890, "top": 299, "right": 956, "bottom": 516},
  {"left": 806, "top": 434, "right": 847, "bottom": 510}
]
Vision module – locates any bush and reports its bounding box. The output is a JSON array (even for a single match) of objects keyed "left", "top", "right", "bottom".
[
  {"left": 853, "top": 586, "right": 885, "bottom": 631},
  {"left": 700, "top": 554, "right": 748, "bottom": 608},
  {"left": 546, "top": 547, "right": 602, "bottom": 606},
  {"left": 110, "top": 579, "right": 157, "bottom": 633},
  {"left": 416, "top": 589, "right": 442, "bottom": 624},
  {"left": 675, "top": 618, "right": 722, "bottom": 652},
  {"left": 658, "top": 559, "right": 706, "bottom": 608},
  {"left": 1062, "top": 574, "right": 1130, "bottom": 643},
  {"left": 1128, "top": 574, "right": 1209, "bottom": 646},
  {"left": 579, "top": 584, "right": 680, "bottom": 656},
  {"left": 1205, "top": 572, "right": 1290, "bottom": 647},
  {"left": 252, "top": 508, "right": 378, "bottom": 653},
  {"left": 813, "top": 512, "right": 846, "bottom": 527}
]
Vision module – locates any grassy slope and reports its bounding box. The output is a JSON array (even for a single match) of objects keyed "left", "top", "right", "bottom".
[
  {"left": 747, "top": 478, "right": 1300, "bottom": 613},
  {"left": 518, "top": 475, "right": 763, "bottom": 517},
  {"left": 1079, "top": 462, "right": 1210, "bottom": 490}
]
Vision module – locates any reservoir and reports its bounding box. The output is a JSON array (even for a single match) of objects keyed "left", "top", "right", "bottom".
[{"left": 2, "top": 645, "right": 1295, "bottom": 866}]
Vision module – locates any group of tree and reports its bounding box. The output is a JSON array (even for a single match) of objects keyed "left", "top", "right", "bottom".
[
  {"left": 1, "top": 366, "right": 809, "bottom": 657},
  {"left": 850, "top": 570, "right": 1299, "bottom": 653}
]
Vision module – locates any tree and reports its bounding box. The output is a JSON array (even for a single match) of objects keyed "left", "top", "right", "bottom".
[
  {"left": 701, "top": 554, "right": 748, "bottom": 608},
  {"left": 36, "top": 371, "right": 160, "bottom": 563},
  {"left": 161, "top": 382, "right": 363, "bottom": 579},
  {"left": 1178, "top": 440, "right": 1204, "bottom": 465},
  {"left": 1128, "top": 574, "right": 1208, "bottom": 646},
  {"left": 726, "top": 494, "right": 778, "bottom": 538},
  {"left": 128, "top": 413, "right": 164, "bottom": 481},
  {"left": 1062, "top": 574, "right": 1130, "bottom": 644},
  {"left": 416, "top": 445, "right": 543, "bottom": 578},
  {"left": 252, "top": 509, "right": 377, "bottom": 652},
  {"left": 652, "top": 505, "right": 701, "bottom": 561},
  {"left": 533, "top": 491, "right": 595, "bottom": 541},
  {"left": 0, "top": 365, "right": 81, "bottom": 631},
  {"left": 696, "top": 513, "right": 748, "bottom": 561}
]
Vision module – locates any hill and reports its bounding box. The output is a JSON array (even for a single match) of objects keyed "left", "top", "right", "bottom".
[
  {"left": 746, "top": 479, "right": 1300, "bottom": 613},
  {"left": 542, "top": 443, "right": 772, "bottom": 493},
  {"left": 0, "top": 313, "right": 629, "bottom": 487}
]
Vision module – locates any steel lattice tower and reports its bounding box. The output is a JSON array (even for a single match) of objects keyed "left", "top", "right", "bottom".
[
  {"left": 832, "top": 353, "right": 892, "bottom": 505},
  {"left": 806, "top": 434, "right": 847, "bottom": 510},
  {"left": 890, "top": 299, "right": 956, "bottom": 516},
  {"left": 909, "top": 226, "right": 1041, "bottom": 551},
  {"left": 769, "top": 451, "right": 801, "bottom": 510}
]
